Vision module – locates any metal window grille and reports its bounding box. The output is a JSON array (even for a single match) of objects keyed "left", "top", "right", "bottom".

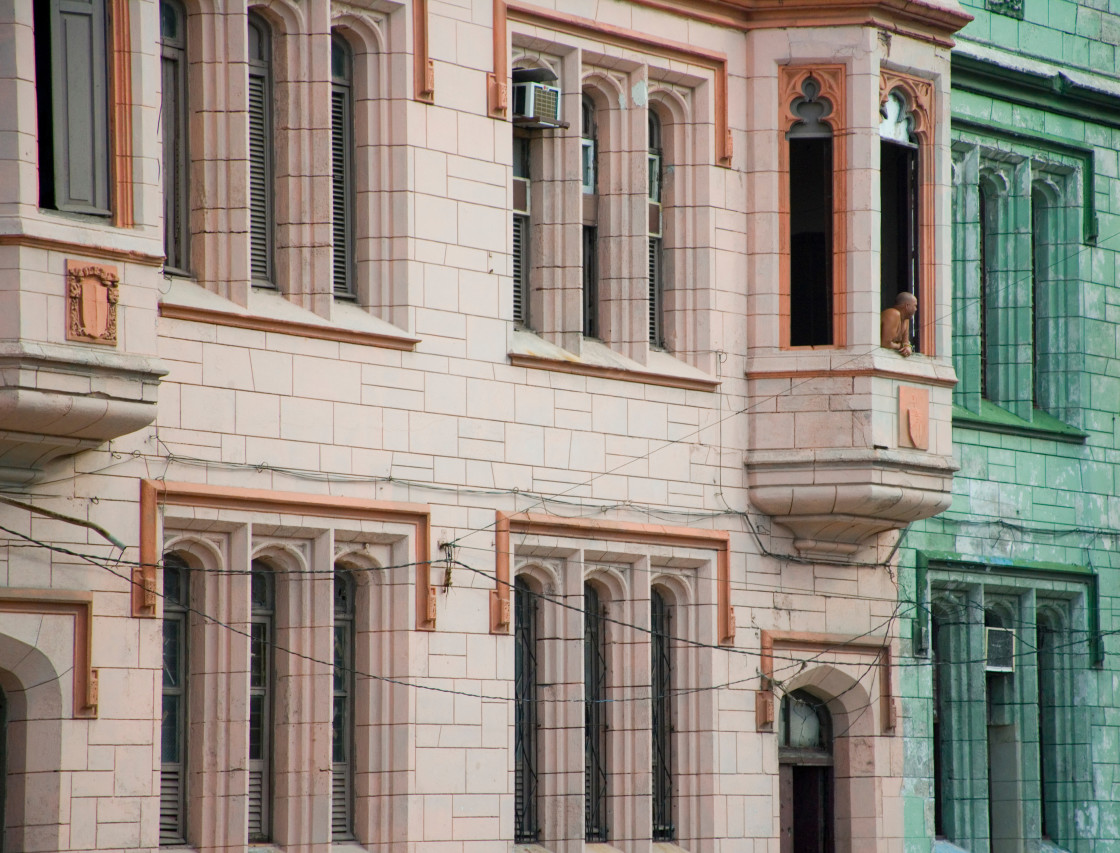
[
  {"left": 35, "top": 0, "right": 111, "bottom": 215},
  {"left": 331, "top": 34, "right": 355, "bottom": 299},
  {"left": 160, "top": 0, "right": 189, "bottom": 272},
  {"left": 651, "top": 590, "right": 674, "bottom": 841},
  {"left": 247, "top": 14, "right": 274, "bottom": 286},
  {"left": 514, "top": 577, "right": 540, "bottom": 843},
  {"left": 248, "top": 564, "right": 273, "bottom": 842},
  {"left": 584, "top": 583, "right": 609, "bottom": 842},
  {"left": 160, "top": 553, "right": 190, "bottom": 845},
  {"left": 332, "top": 571, "right": 355, "bottom": 840}
]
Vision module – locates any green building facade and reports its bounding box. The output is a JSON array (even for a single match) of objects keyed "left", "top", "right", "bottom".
[{"left": 901, "top": 1, "right": 1120, "bottom": 851}]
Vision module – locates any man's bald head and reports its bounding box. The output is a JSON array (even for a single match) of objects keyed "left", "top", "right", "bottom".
[{"left": 895, "top": 291, "right": 917, "bottom": 318}]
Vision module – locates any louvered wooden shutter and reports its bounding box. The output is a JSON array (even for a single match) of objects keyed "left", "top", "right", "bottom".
[
  {"left": 331, "top": 85, "right": 353, "bottom": 298},
  {"left": 648, "top": 237, "right": 661, "bottom": 346},
  {"left": 332, "top": 766, "right": 351, "bottom": 839},
  {"left": 159, "top": 767, "right": 184, "bottom": 844},
  {"left": 513, "top": 214, "right": 528, "bottom": 326},
  {"left": 248, "top": 67, "right": 272, "bottom": 284},
  {"left": 248, "top": 768, "right": 265, "bottom": 839},
  {"left": 47, "top": 0, "right": 111, "bottom": 215}
]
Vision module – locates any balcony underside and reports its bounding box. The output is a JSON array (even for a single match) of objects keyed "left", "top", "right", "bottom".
[
  {"left": 746, "top": 448, "right": 958, "bottom": 557},
  {"left": 0, "top": 342, "right": 165, "bottom": 485}
]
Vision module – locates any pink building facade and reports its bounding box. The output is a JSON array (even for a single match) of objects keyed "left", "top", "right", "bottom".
[{"left": 0, "top": 0, "right": 968, "bottom": 850}]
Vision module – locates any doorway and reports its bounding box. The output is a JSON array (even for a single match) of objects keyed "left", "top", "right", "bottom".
[{"left": 779, "top": 690, "right": 834, "bottom": 853}]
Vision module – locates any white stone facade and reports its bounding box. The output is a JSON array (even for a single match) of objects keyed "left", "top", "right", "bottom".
[{"left": 0, "top": 0, "right": 968, "bottom": 850}]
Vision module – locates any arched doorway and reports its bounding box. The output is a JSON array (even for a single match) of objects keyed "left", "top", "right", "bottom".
[{"left": 779, "top": 689, "right": 834, "bottom": 853}]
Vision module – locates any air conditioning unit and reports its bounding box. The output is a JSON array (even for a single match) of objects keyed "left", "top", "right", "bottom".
[
  {"left": 511, "top": 67, "right": 566, "bottom": 129},
  {"left": 985, "top": 627, "right": 1015, "bottom": 673}
]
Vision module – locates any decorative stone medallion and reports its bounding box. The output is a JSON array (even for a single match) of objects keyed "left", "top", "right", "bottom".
[{"left": 66, "top": 260, "right": 120, "bottom": 345}]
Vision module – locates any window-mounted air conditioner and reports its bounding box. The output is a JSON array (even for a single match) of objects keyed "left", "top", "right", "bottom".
[
  {"left": 511, "top": 67, "right": 567, "bottom": 129},
  {"left": 985, "top": 627, "right": 1015, "bottom": 673}
]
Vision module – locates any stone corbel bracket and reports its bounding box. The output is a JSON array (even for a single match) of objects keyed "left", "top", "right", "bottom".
[
  {"left": 755, "top": 629, "right": 895, "bottom": 733},
  {"left": 0, "top": 590, "right": 98, "bottom": 718},
  {"left": 491, "top": 511, "right": 735, "bottom": 645}
]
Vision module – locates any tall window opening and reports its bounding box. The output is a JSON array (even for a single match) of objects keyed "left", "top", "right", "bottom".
[
  {"left": 787, "top": 78, "right": 834, "bottom": 347},
  {"left": 979, "top": 187, "right": 993, "bottom": 400},
  {"left": 778, "top": 690, "right": 834, "bottom": 853},
  {"left": 648, "top": 111, "right": 665, "bottom": 348},
  {"left": 247, "top": 13, "right": 274, "bottom": 286},
  {"left": 879, "top": 90, "right": 919, "bottom": 349},
  {"left": 331, "top": 33, "right": 355, "bottom": 299},
  {"left": 513, "top": 134, "right": 531, "bottom": 327},
  {"left": 160, "top": 553, "right": 190, "bottom": 845},
  {"left": 584, "top": 582, "right": 608, "bottom": 842},
  {"left": 984, "top": 609, "right": 1019, "bottom": 853},
  {"left": 651, "top": 589, "right": 674, "bottom": 841},
  {"left": 332, "top": 570, "right": 355, "bottom": 840},
  {"left": 581, "top": 95, "right": 599, "bottom": 339},
  {"left": 34, "top": 0, "right": 111, "bottom": 215},
  {"left": 248, "top": 563, "right": 274, "bottom": 842},
  {"left": 931, "top": 612, "right": 946, "bottom": 839},
  {"left": 1030, "top": 185, "right": 1057, "bottom": 412},
  {"left": 160, "top": 0, "right": 189, "bottom": 272},
  {"left": 514, "top": 576, "right": 540, "bottom": 843},
  {"left": 0, "top": 684, "right": 5, "bottom": 850}
]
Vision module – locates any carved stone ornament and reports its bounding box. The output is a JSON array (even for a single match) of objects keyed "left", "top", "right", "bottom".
[{"left": 66, "top": 260, "right": 120, "bottom": 345}]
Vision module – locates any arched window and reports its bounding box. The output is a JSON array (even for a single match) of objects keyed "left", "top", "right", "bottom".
[
  {"left": 584, "top": 582, "right": 608, "bottom": 842},
  {"left": 779, "top": 690, "right": 833, "bottom": 853},
  {"left": 648, "top": 111, "right": 665, "bottom": 348},
  {"left": 879, "top": 89, "right": 920, "bottom": 349},
  {"left": 161, "top": 0, "right": 190, "bottom": 272},
  {"left": 514, "top": 575, "right": 539, "bottom": 842},
  {"left": 332, "top": 569, "right": 355, "bottom": 839},
  {"left": 247, "top": 13, "right": 274, "bottom": 286},
  {"left": 581, "top": 94, "right": 599, "bottom": 338},
  {"left": 331, "top": 33, "right": 355, "bottom": 299},
  {"left": 787, "top": 78, "right": 835, "bottom": 347},
  {"left": 160, "top": 552, "right": 190, "bottom": 845},
  {"left": 248, "top": 562, "right": 274, "bottom": 841}
]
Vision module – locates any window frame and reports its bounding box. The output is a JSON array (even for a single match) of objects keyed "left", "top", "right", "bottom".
[
  {"left": 248, "top": 562, "right": 274, "bottom": 843},
  {"left": 160, "top": 0, "right": 190, "bottom": 274},
  {"left": 330, "top": 31, "right": 356, "bottom": 300},
  {"left": 160, "top": 552, "right": 190, "bottom": 846}
]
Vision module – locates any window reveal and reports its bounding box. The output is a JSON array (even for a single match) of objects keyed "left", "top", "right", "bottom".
[
  {"left": 584, "top": 582, "right": 609, "bottom": 842},
  {"left": 582, "top": 95, "right": 600, "bottom": 339},
  {"left": 160, "top": 553, "right": 190, "bottom": 845},
  {"left": 648, "top": 111, "right": 665, "bottom": 348},
  {"left": 651, "top": 589, "right": 674, "bottom": 841},
  {"left": 514, "top": 576, "right": 540, "bottom": 843},
  {"left": 513, "top": 135, "right": 531, "bottom": 328},
  {"left": 880, "top": 90, "right": 920, "bottom": 350}
]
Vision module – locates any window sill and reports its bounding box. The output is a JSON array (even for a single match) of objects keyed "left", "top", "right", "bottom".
[
  {"left": 932, "top": 841, "right": 971, "bottom": 853},
  {"left": 509, "top": 330, "right": 719, "bottom": 392},
  {"left": 952, "top": 401, "right": 1087, "bottom": 444},
  {"left": 159, "top": 277, "right": 419, "bottom": 351}
]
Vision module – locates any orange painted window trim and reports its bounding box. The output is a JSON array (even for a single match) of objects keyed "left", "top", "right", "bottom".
[
  {"left": 489, "top": 0, "right": 732, "bottom": 167},
  {"left": 413, "top": 0, "right": 434, "bottom": 102},
  {"left": 755, "top": 629, "right": 895, "bottom": 733},
  {"left": 880, "top": 69, "right": 937, "bottom": 356},
  {"left": 109, "top": 0, "right": 134, "bottom": 228},
  {"left": 491, "top": 510, "right": 735, "bottom": 645},
  {"left": 778, "top": 64, "right": 848, "bottom": 350},
  {"left": 138, "top": 480, "right": 435, "bottom": 630},
  {"left": 0, "top": 590, "right": 98, "bottom": 718}
]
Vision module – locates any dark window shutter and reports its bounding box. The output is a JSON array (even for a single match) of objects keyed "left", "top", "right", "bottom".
[
  {"left": 159, "top": 767, "right": 184, "bottom": 844},
  {"left": 39, "top": 0, "right": 111, "bottom": 215},
  {"left": 648, "top": 237, "right": 662, "bottom": 346},
  {"left": 331, "top": 85, "right": 353, "bottom": 298},
  {"left": 513, "top": 214, "right": 528, "bottom": 326},
  {"left": 247, "top": 16, "right": 273, "bottom": 285},
  {"left": 331, "top": 768, "right": 350, "bottom": 839},
  {"left": 247, "top": 768, "right": 265, "bottom": 839}
]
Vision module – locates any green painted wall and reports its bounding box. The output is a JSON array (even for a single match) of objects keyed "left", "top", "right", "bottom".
[{"left": 901, "top": 1, "right": 1120, "bottom": 851}]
